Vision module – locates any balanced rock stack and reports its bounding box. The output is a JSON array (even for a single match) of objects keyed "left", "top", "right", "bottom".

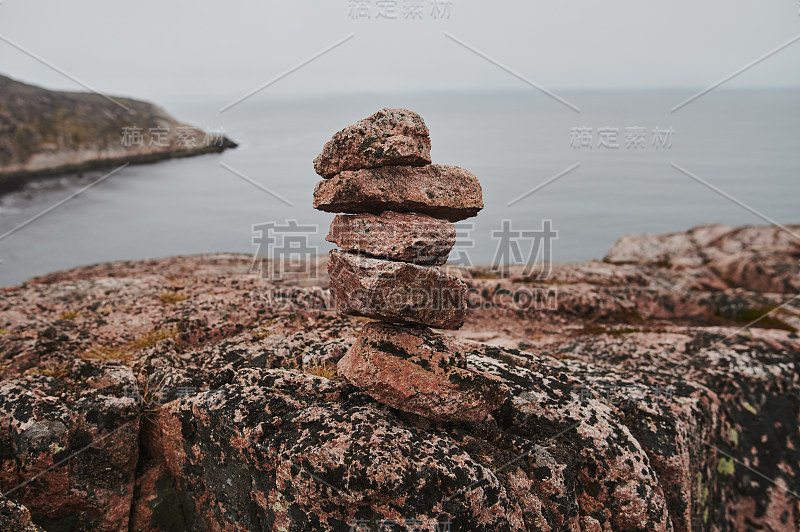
[{"left": 312, "top": 108, "right": 509, "bottom": 423}]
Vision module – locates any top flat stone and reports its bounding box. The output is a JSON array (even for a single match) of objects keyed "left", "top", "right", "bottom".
[
  {"left": 313, "top": 108, "right": 431, "bottom": 178},
  {"left": 313, "top": 164, "right": 483, "bottom": 222}
]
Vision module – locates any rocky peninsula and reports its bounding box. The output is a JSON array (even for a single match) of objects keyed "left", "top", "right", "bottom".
[
  {"left": 0, "top": 222, "right": 798, "bottom": 531},
  {"left": 0, "top": 74, "right": 236, "bottom": 191}
]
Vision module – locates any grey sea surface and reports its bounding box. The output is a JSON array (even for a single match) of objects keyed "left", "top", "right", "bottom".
[{"left": 0, "top": 89, "right": 797, "bottom": 286}]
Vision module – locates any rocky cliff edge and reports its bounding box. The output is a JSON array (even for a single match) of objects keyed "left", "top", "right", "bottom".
[{"left": 0, "top": 223, "right": 798, "bottom": 531}]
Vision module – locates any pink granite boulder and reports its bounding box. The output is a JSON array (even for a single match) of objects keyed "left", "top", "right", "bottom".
[
  {"left": 326, "top": 212, "right": 456, "bottom": 266},
  {"left": 327, "top": 250, "right": 467, "bottom": 329},
  {"left": 313, "top": 108, "right": 431, "bottom": 178},
  {"left": 313, "top": 164, "right": 483, "bottom": 222},
  {"left": 338, "top": 322, "right": 509, "bottom": 423}
]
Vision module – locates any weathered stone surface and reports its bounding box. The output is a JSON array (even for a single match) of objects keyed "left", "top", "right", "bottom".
[
  {"left": 313, "top": 108, "right": 431, "bottom": 178},
  {"left": 604, "top": 224, "right": 800, "bottom": 293},
  {"left": 338, "top": 322, "right": 509, "bottom": 423},
  {"left": 1, "top": 224, "right": 798, "bottom": 531},
  {"left": 326, "top": 211, "right": 456, "bottom": 265},
  {"left": 327, "top": 249, "right": 467, "bottom": 329},
  {"left": 0, "top": 360, "right": 140, "bottom": 532},
  {"left": 0, "top": 496, "right": 43, "bottom": 531},
  {"left": 313, "top": 164, "right": 483, "bottom": 222},
  {"left": 146, "top": 369, "right": 532, "bottom": 531}
]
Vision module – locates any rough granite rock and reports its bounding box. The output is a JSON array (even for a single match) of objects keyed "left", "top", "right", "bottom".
[
  {"left": 0, "top": 224, "right": 798, "bottom": 531},
  {"left": 0, "top": 360, "right": 140, "bottom": 531},
  {"left": 604, "top": 224, "right": 800, "bottom": 293},
  {"left": 313, "top": 108, "right": 431, "bottom": 178},
  {"left": 313, "top": 164, "right": 483, "bottom": 222},
  {"left": 326, "top": 211, "right": 456, "bottom": 266},
  {"left": 328, "top": 249, "right": 467, "bottom": 329},
  {"left": 0, "top": 496, "right": 43, "bottom": 531},
  {"left": 338, "top": 322, "right": 509, "bottom": 423}
]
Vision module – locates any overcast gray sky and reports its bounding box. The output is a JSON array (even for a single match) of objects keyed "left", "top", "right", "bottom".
[{"left": 1, "top": 0, "right": 798, "bottom": 107}]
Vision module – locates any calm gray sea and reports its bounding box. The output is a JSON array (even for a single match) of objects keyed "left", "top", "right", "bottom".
[{"left": 0, "top": 90, "right": 797, "bottom": 286}]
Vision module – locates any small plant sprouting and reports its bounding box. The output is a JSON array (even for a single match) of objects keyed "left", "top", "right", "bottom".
[
  {"left": 131, "top": 327, "right": 179, "bottom": 350},
  {"left": 303, "top": 361, "right": 340, "bottom": 381},
  {"left": 80, "top": 345, "right": 133, "bottom": 364},
  {"left": 138, "top": 371, "right": 171, "bottom": 420},
  {"left": 25, "top": 361, "right": 71, "bottom": 379},
  {"left": 81, "top": 326, "right": 179, "bottom": 365}
]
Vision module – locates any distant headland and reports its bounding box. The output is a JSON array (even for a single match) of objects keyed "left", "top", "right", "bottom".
[{"left": 0, "top": 74, "right": 237, "bottom": 192}]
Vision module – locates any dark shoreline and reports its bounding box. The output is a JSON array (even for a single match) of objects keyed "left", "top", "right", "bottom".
[{"left": 0, "top": 139, "right": 237, "bottom": 195}]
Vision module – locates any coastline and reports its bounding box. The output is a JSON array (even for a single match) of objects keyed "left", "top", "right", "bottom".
[{"left": 0, "top": 141, "right": 237, "bottom": 194}]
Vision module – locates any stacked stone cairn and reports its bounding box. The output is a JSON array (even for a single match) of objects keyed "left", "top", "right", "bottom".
[{"left": 312, "top": 108, "right": 509, "bottom": 423}]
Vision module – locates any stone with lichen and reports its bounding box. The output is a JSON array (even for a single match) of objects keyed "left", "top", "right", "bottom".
[
  {"left": 313, "top": 108, "right": 431, "bottom": 178},
  {"left": 337, "top": 321, "right": 509, "bottom": 423},
  {"left": 327, "top": 211, "right": 456, "bottom": 266},
  {"left": 0, "top": 215, "right": 797, "bottom": 528},
  {"left": 313, "top": 164, "right": 483, "bottom": 222},
  {"left": 327, "top": 249, "right": 468, "bottom": 329}
]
